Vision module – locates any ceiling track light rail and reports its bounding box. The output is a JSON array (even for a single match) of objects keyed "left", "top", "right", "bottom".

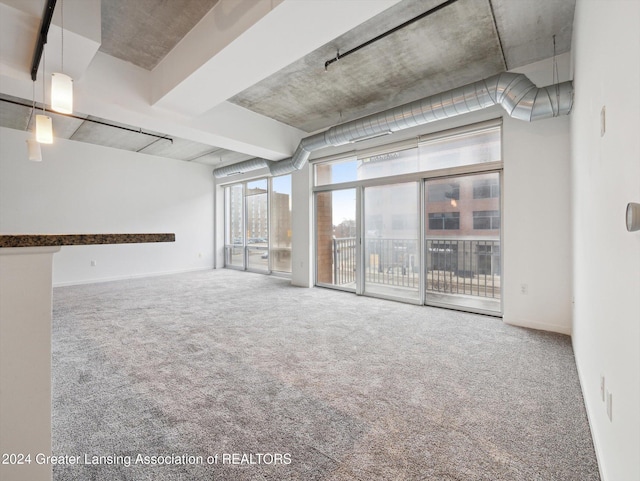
[
  {"left": 324, "top": 0, "right": 460, "bottom": 71},
  {"left": 30, "top": 0, "right": 57, "bottom": 81},
  {"left": 1, "top": 97, "right": 174, "bottom": 144}
]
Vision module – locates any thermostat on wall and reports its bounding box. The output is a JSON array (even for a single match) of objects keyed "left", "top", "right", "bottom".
[{"left": 627, "top": 203, "right": 640, "bottom": 232}]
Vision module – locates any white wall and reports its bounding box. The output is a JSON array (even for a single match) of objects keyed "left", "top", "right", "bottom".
[
  {"left": 0, "top": 127, "right": 215, "bottom": 285},
  {"left": 503, "top": 114, "right": 572, "bottom": 334},
  {"left": 571, "top": 1, "right": 640, "bottom": 480},
  {"left": 500, "top": 53, "right": 573, "bottom": 334}
]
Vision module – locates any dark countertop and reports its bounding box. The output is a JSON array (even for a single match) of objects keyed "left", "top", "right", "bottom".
[{"left": 0, "top": 233, "right": 175, "bottom": 248}]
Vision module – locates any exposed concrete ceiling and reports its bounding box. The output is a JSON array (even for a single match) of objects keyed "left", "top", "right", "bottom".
[
  {"left": 0, "top": 0, "right": 576, "bottom": 168},
  {"left": 229, "top": 0, "right": 575, "bottom": 133},
  {"left": 100, "top": 0, "right": 220, "bottom": 70}
]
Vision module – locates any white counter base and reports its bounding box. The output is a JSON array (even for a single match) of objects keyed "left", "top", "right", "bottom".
[{"left": 1, "top": 246, "right": 60, "bottom": 481}]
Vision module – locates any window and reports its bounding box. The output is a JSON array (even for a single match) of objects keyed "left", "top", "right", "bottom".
[
  {"left": 357, "top": 148, "right": 419, "bottom": 181},
  {"left": 223, "top": 175, "right": 292, "bottom": 274},
  {"left": 314, "top": 148, "right": 420, "bottom": 186},
  {"left": 418, "top": 124, "right": 501, "bottom": 171},
  {"left": 477, "top": 244, "right": 501, "bottom": 275},
  {"left": 224, "top": 184, "right": 244, "bottom": 268},
  {"left": 315, "top": 156, "right": 359, "bottom": 186},
  {"left": 473, "top": 210, "right": 500, "bottom": 230},
  {"left": 427, "top": 183, "right": 460, "bottom": 202},
  {"left": 473, "top": 178, "right": 500, "bottom": 199},
  {"left": 316, "top": 189, "right": 357, "bottom": 287},
  {"left": 428, "top": 212, "right": 460, "bottom": 230},
  {"left": 428, "top": 242, "right": 459, "bottom": 271},
  {"left": 270, "top": 175, "right": 292, "bottom": 273},
  {"left": 392, "top": 214, "right": 409, "bottom": 230},
  {"left": 366, "top": 214, "right": 383, "bottom": 236}
]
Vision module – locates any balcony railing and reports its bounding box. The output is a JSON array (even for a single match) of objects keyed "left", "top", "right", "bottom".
[
  {"left": 365, "top": 238, "right": 419, "bottom": 288},
  {"left": 426, "top": 239, "right": 500, "bottom": 299},
  {"left": 333, "top": 237, "right": 357, "bottom": 285},
  {"left": 331, "top": 237, "right": 501, "bottom": 299}
]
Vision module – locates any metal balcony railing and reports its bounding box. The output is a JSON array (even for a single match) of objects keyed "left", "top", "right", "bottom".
[
  {"left": 333, "top": 237, "right": 357, "bottom": 285},
  {"left": 331, "top": 237, "right": 501, "bottom": 299},
  {"left": 426, "top": 239, "right": 501, "bottom": 299},
  {"left": 365, "top": 238, "right": 419, "bottom": 288}
]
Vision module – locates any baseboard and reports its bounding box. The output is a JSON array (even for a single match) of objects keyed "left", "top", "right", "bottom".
[
  {"left": 52, "top": 266, "right": 213, "bottom": 287},
  {"left": 503, "top": 317, "right": 572, "bottom": 335},
  {"left": 573, "top": 341, "right": 607, "bottom": 481}
]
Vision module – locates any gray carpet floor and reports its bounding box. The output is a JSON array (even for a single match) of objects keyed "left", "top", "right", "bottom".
[{"left": 51, "top": 269, "right": 600, "bottom": 480}]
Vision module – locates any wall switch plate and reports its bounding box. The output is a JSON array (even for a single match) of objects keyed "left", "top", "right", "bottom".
[
  {"left": 600, "top": 375, "right": 605, "bottom": 402},
  {"left": 606, "top": 390, "right": 613, "bottom": 421},
  {"left": 600, "top": 106, "right": 606, "bottom": 137},
  {"left": 90, "top": 260, "right": 96, "bottom": 267}
]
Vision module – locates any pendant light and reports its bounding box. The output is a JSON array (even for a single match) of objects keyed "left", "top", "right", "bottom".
[
  {"left": 36, "top": 47, "right": 53, "bottom": 144},
  {"left": 51, "top": 0, "right": 72, "bottom": 114},
  {"left": 26, "top": 80, "right": 43, "bottom": 161},
  {"left": 26, "top": 138, "right": 43, "bottom": 161}
]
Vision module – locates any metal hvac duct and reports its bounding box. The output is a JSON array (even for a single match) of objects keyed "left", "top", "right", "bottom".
[{"left": 213, "top": 72, "right": 573, "bottom": 178}]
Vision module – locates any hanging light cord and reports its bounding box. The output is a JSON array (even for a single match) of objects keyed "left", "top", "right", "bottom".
[
  {"left": 553, "top": 35, "right": 560, "bottom": 115},
  {"left": 60, "top": 0, "right": 64, "bottom": 74},
  {"left": 28, "top": 81, "right": 36, "bottom": 127},
  {"left": 42, "top": 47, "right": 46, "bottom": 115}
]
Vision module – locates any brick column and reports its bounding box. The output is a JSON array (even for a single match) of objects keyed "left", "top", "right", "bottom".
[{"left": 316, "top": 191, "right": 334, "bottom": 284}]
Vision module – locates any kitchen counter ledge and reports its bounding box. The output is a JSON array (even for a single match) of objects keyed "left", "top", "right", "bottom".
[{"left": 0, "top": 233, "right": 175, "bottom": 248}]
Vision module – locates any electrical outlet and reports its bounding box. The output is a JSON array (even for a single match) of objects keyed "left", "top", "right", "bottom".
[
  {"left": 606, "top": 390, "right": 613, "bottom": 421},
  {"left": 600, "top": 374, "right": 605, "bottom": 402},
  {"left": 520, "top": 283, "right": 528, "bottom": 295}
]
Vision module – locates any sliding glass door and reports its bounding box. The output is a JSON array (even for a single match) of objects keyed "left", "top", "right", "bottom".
[
  {"left": 363, "top": 182, "right": 420, "bottom": 302},
  {"left": 425, "top": 172, "right": 501, "bottom": 313},
  {"left": 312, "top": 120, "right": 503, "bottom": 315},
  {"left": 315, "top": 189, "right": 357, "bottom": 290}
]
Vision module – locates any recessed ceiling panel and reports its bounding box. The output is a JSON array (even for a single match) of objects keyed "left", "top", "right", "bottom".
[
  {"left": 192, "top": 149, "right": 255, "bottom": 167},
  {"left": 139, "top": 137, "right": 221, "bottom": 161},
  {"left": 35, "top": 112, "right": 86, "bottom": 140},
  {"left": 0, "top": 98, "right": 31, "bottom": 131},
  {"left": 0, "top": 95, "right": 248, "bottom": 165},
  {"left": 70, "top": 117, "right": 167, "bottom": 151},
  {"left": 1, "top": 95, "right": 85, "bottom": 139}
]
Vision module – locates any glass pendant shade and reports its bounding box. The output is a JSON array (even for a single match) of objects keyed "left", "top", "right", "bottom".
[
  {"left": 26, "top": 139, "right": 43, "bottom": 161},
  {"left": 51, "top": 73, "right": 73, "bottom": 114},
  {"left": 36, "top": 114, "right": 53, "bottom": 144}
]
